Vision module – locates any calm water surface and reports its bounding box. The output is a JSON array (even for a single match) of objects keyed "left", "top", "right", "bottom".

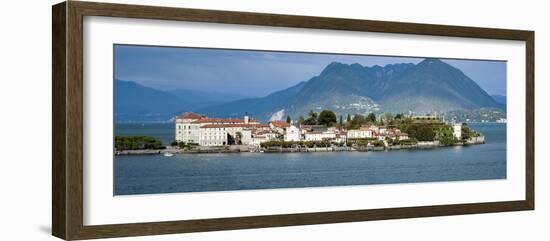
[{"left": 114, "top": 123, "right": 506, "bottom": 195}]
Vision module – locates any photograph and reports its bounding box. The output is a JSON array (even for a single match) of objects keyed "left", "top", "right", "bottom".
[
  {"left": 113, "top": 44, "right": 507, "bottom": 195},
  {"left": 39, "top": 1, "right": 537, "bottom": 240}
]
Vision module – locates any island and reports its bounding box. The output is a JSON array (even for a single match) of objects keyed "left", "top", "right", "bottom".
[{"left": 115, "top": 110, "right": 485, "bottom": 155}]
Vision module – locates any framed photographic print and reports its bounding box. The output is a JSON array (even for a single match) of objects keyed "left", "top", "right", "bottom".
[{"left": 52, "top": 1, "right": 534, "bottom": 240}]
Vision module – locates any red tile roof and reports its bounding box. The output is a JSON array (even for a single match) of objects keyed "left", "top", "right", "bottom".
[
  {"left": 270, "top": 121, "right": 290, "bottom": 128},
  {"left": 194, "top": 118, "right": 259, "bottom": 124},
  {"left": 253, "top": 129, "right": 272, "bottom": 136},
  {"left": 195, "top": 118, "right": 243, "bottom": 123},
  {"left": 200, "top": 123, "right": 264, "bottom": 129},
  {"left": 176, "top": 112, "right": 204, "bottom": 120}
]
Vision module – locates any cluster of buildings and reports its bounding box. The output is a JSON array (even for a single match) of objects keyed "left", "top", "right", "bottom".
[
  {"left": 347, "top": 125, "right": 410, "bottom": 141},
  {"left": 175, "top": 112, "right": 411, "bottom": 147}
]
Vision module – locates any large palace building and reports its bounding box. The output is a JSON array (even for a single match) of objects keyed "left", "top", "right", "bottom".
[{"left": 175, "top": 112, "right": 268, "bottom": 146}]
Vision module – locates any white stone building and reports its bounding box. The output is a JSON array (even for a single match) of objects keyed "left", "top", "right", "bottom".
[
  {"left": 396, "top": 133, "right": 410, "bottom": 140},
  {"left": 304, "top": 131, "right": 336, "bottom": 141},
  {"left": 347, "top": 129, "right": 374, "bottom": 139},
  {"left": 453, "top": 123, "right": 462, "bottom": 140},
  {"left": 284, "top": 125, "right": 301, "bottom": 142},
  {"left": 175, "top": 112, "right": 260, "bottom": 145},
  {"left": 199, "top": 123, "right": 260, "bottom": 146},
  {"left": 240, "top": 129, "right": 253, "bottom": 145},
  {"left": 175, "top": 112, "right": 204, "bottom": 144}
]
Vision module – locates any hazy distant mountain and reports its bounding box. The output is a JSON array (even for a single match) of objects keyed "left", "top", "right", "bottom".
[
  {"left": 167, "top": 89, "right": 248, "bottom": 110},
  {"left": 115, "top": 80, "right": 254, "bottom": 122},
  {"left": 491, "top": 95, "right": 507, "bottom": 105},
  {"left": 198, "top": 81, "right": 307, "bottom": 119},
  {"left": 202, "top": 59, "right": 503, "bottom": 121},
  {"left": 115, "top": 79, "right": 188, "bottom": 122}
]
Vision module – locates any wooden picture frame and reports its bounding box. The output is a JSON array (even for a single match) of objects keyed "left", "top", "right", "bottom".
[{"left": 52, "top": 1, "right": 534, "bottom": 240}]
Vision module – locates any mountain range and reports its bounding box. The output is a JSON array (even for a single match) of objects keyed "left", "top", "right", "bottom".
[
  {"left": 115, "top": 58, "right": 505, "bottom": 122},
  {"left": 114, "top": 80, "right": 247, "bottom": 122},
  {"left": 199, "top": 58, "right": 504, "bottom": 121}
]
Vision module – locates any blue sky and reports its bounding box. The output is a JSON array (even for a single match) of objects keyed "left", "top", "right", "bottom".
[{"left": 114, "top": 45, "right": 507, "bottom": 97}]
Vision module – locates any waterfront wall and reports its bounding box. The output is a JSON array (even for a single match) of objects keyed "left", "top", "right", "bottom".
[
  {"left": 116, "top": 136, "right": 486, "bottom": 155},
  {"left": 467, "top": 136, "right": 486, "bottom": 144}
]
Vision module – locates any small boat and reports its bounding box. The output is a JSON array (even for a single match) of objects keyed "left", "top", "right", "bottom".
[{"left": 163, "top": 153, "right": 174, "bottom": 157}]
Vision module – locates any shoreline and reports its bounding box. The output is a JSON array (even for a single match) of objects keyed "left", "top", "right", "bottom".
[{"left": 115, "top": 139, "right": 485, "bottom": 155}]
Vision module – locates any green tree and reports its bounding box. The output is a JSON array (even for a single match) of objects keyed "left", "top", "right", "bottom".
[
  {"left": 339, "top": 115, "right": 343, "bottom": 127},
  {"left": 461, "top": 123, "right": 472, "bottom": 141},
  {"left": 346, "top": 114, "right": 352, "bottom": 123},
  {"left": 382, "top": 112, "right": 395, "bottom": 127},
  {"left": 286, "top": 115, "right": 292, "bottom": 124},
  {"left": 437, "top": 127, "right": 457, "bottom": 146},
  {"left": 178, "top": 141, "right": 186, "bottom": 149},
  {"left": 404, "top": 124, "right": 435, "bottom": 141},
  {"left": 318, "top": 109, "right": 337, "bottom": 126},
  {"left": 347, "top": 114, "right": 366, "bottom": 129},
  {"left": 298, "top": 116, "right": 305, "bottom": 125},
  {"left": 397, "top": 116, "right": 413, "bottom": 130},
  {"left": 395, "top": 113, "right": 404, "bottom": 119},
  {"left": 366, "top": 113, "right": 376, "bottom": 123},
  {"left": 304, "top": 110, "right": 318, "bottom": 125},
  {"left": 115, "top": 136, "right": 164, "bottom": 150}
]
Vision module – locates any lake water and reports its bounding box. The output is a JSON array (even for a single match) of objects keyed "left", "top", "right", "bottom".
[{"left": 114, "top": 123, "right": 506, "bottom": 195}]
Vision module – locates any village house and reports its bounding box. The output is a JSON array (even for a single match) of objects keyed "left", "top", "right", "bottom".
[
  {"left": 378, "top": 128, "right": 409, "bottom": 141},
  {"left": 397, "top": 132, "right": 410, "bottom": 140},
  {"left": 379, "top": 127, "right": 388, "bottom": 135},
  {"left": 335, "top": 133, "right": 347, "bottom": 144},
  {"left": 250, "top": 129, "right": 278, "bottom": 146},
  {"left": 347, "top": 128, "right": 375, "bottom": 139},
  {"left": 364, "top": 124, "right": 380, "bottom": 133},
  {"left": 269, "top": 120, "right": 290, "bottom": 135}
]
